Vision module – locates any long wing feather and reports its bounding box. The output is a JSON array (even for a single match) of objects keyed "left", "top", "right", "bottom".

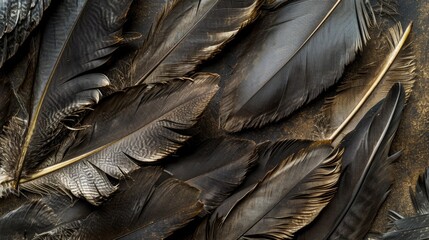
[
  {"left": 127, "top": 0, "right": 262, "bottom": 85},
  {"left": 320, "top": 22, "right": 415, "bottom": 144},
  {"left": 0, "top": 0, "right": 50, "bottom": 69},
  {"left": 17, "top": 74, "right": 219, "bottom": 204},
  {"left": 35, "top": 167, "right": 203, "bottom": 240},
  {"left": 0, "top": 0, "right": 135, "bottom": 188},
  {"left": 194, "top": 142, "right": 342, "bottom": 240},
  {"left": 219, "top": 0, "right": 374, "bottom": 132},
  {"left": 297, "top": 83, "right": 406, "bottom": 240},
  {"left": 163, "top": 137, "right": 257, "bottom": 214}
]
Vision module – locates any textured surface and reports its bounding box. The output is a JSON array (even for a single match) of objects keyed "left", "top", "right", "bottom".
[
  {"left": 371, "top": 0, "right": 429, "bottom": 233},
  {"left": 0, "top": 0, "right": 426, "bottom": 236}
]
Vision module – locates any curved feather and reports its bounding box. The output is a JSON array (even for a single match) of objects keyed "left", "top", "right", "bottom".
[
  {"left": 18, "top": 74, "right": 219, "bottom": 204},
  {"left": 297, "top": 83, "right": 406, "bottom": 240},
  {"left": 238, "top": 139, "right": 313, "bottom": 191},
  {"left": 0, "top": 30, "right": 40, "bottom": 131},
  {"left": 0, "top": 195, "right": 92, "bottom": 240},
  {"left": 220, "top": 0, "right": 374, "bottom": 132},
  {"left": 104, "top": 0, "right": 168, "bottom": 89},
  {"left": 128, "top": 0, "right": 262, "bottom": 85},
  {"left": 194, "top": 142, "right": 342, "bottom": 240},
  {"left": 35, "top": 167, "right": 203, "bottom": 240},
  {"left": 0, "top": 0, "right": 135, "bottom": 189},
  {"left": 164, "top": 137, "right": 257, "bottom": 214},
  {"left": 320, "top": 22, "right": 415, "bottom": 144},
  {"left": 0, "top": 0, "right": 50, "bottom": 69}
]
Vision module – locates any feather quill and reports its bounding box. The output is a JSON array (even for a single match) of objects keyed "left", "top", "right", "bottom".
[
  {"left": 34, "top": 167, "right": 203, "bottom": 240},
  {"left": 0, "top": 0, "right": 135, "bottom": 189},
  {"left": 297, "top": 83, "right": 406, "bottom": 240},
  {"left": 219, "top": 0, "right": 375, "bottom": 132},
  {"left": 127, "top": 0, "right": 262, "bottom": 85},
  {"left": 16, "top": 74, "right": 219, "bottom": 204},
  {"left": 0, "top": 0, "right": 50, "bottom": 69},
  {"left": 194, "top": 142, "right": 342, "bottom": 240},
  {"left": 320, "top": 22, "right": 415, "bottom": 144},
  {"left": 163, "top": 137, "right": 257, "bottom": 214}
]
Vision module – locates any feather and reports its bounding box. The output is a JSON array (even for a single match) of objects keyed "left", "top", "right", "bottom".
[
  {"left": 127, "top": 0, "right": 262, "bottom": 85},
  {"left": 0, "top": 0, "right": 135, "bottom": 189},
  {"left": 103, "top": 0, "right": 168, "bottom": 89},
  {"left": 17, "top": 74, "right": 219, "bottom": 205},
  {"left": 163, "top": 137, "right": 257, "bottom": 214},
  {"left": 35, "top": 167, "right": 203, "bottom": 240},
  {"left": 0, "top": 195, "right": 92, "bottom": 240},
  {"left": 238, "top": 139, "right": 313, "bottom": 191},
  {"left": 219, "top": 0, "right": 375, "bottom": 132},
  {"left": 0, "top": 0, "right": 50, "bottom": 69},
  {"left": 297, "top": 83, "right": 406, "bottom": 240},
  {"left": 0, "top": 29, "right": 40, "bottom": 130},
  {"left": 320, "top": 22, "right": 415, "bottom": 144},
  {"left": 377, "top": 168, "right": 429, "bottom": 240},
  {"left": 194, "top": 141, "right": 342, "bottom": 240}
]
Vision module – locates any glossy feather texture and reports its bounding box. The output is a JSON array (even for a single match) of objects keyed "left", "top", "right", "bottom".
[
  {"left": 320, "top": 22, "right": 415, "bottom": 144},
  {"left": 3, "top": 167, "right": 203, "bottom": 240},
  {"left": 127, "top": 0, "right": 262, "bottom": 85},
  {"left": 0, "top": 0, "right": 134, "bottom": 190},
  {"left": 164, "top": 137, "right": 257, "bottom": 214},
  {"left": 194, "top": 142, "right": 342, "bottom": 240},
  {"left": 220, "top": 0, "right": 374, "bottom": 132},
  {"left": 19, "top": 74, "right": 219, "bottom": 204},
  {"left": 0, "top": 0, "right": 51, "bottom": 69},
  {"left": 297, "top": 83, "right": 406, "bottom": 240},
  {"left": 0, "top": 195, "right": 92, "bottom": 240},
  {"left": 0, "top": 0, "right": 418, "bottom": 238}
]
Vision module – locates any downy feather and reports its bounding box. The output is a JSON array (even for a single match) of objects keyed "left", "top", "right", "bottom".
[
  {"left": 128, "top": 0, "right": 262, "bottom": 85},
  {"left": 34, "top": 167, "right": 203, "bottom": 240},
  {"left": 297, "top": 83, "right": 406, "bottom": 240},
  {"left": 19, "top": 74, "right": 219, "bottom": 205},
  {"left": 0, "top": 0, "right": 134, "bottom": 189},
  {"left": 320, "top": 22, "right": 415, "bottom": 144},
  {"left": 194, "top": 142, "right": 342, "bottom": 240},
  {"left": 0, "top": 0, "right": 50, "bottom": 69},
  {"left": 219, "top": 0, "right": 375, "bottom": 132}
]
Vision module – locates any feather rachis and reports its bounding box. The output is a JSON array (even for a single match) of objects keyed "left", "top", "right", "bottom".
[
  {"left": 220, "top": 0, "right": 375, "bottom": 132},
  {"left": 129, "top": 0, "right": 263, "bottom": 85},
  {"left": 6, "top": 0, "right": 135, "bottom": 188},
  {"left": 17, "top": 74, "right": 219, "bottom": 204},
  {"left": 321, "top": 22, "right": 415, "bottom": 144},
  {"left": 298, "top": 83, "right": 406, "bottom": 239},
  {"left": 196, "top": 142, "right": 342, "bottom": 240}
]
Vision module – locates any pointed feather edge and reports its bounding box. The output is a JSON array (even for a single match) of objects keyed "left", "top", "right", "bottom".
[
  {"left": 17, "top": 73, "right": 219, "bottom": 185},
  {"left": 325, "top": 83, "right": 405, "bottom": 238},
  {"left": 218, "top": 142, "right": 342, "bottom": 237},
  {"left": 326, "top": 22, "right": 413, "bottom": 142}
]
